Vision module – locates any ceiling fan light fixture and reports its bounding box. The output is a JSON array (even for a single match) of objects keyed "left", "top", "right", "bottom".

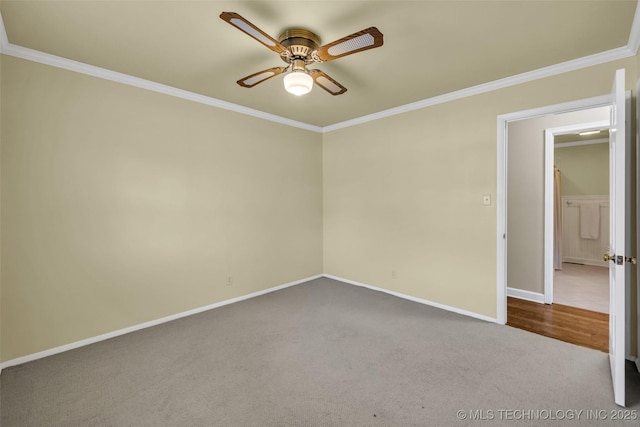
[
  {"left": 220, "top": 12, "right": 384, "bottom": 96},
  {"left": 283, "top": 70, "right": 313, "bottom": 96},
  {"left": 578, "top": 130, "right": 601, "bottom": 136}
]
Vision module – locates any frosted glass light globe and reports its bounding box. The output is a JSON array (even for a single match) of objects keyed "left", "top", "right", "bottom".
[{"left": 283, "top": 71, "right": 313, "bottom": 96}]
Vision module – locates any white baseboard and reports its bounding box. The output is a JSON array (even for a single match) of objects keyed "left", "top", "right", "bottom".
[
  {"left": 323, "top": 274, "right": 498, "bottom": 323},
  {"left": 563, "top": 257, "right": 608, "bottom": 268},
  {"left": 507, "top": 287, "right": 546, "bottom": 304},
  {"left": 0, "top": 274, "right": 323, "bottom": 371}
]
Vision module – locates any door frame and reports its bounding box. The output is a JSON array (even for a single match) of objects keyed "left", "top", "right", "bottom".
[
  {"left": 543, "top": 120, "right": 610, "bottom": 305},
  {"left": 496, "top": 94, "right": 611, "bottom": 325},
  {"left": 497, "top": 90, "right": 633, "bottom": 359},
  {"left": 637, "top": 77, "right": 640, "bottom": 374}
]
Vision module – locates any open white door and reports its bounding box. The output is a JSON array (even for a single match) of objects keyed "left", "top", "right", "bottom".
[{"left": 607, "top": 68, "right": 626, "bottom": 407}]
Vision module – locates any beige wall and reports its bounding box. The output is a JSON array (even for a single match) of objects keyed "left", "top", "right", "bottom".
[
  {"left": 323, "top": 100, "right": 498, "bottom": 316},
  {"left": 2, "top": 52, "right": 639, "bottom": 363},
  {"left": 0, "top": 56, "right": 323, "bottom": 361},
  {"left": 324, "top": 57, "right": 637, "bottom": 320},
  {"left": 507, "top": 107, "right": 610, "bottom": 294},
  {"left": 555, "top": 142, "right": 609, "bottom": 197}
]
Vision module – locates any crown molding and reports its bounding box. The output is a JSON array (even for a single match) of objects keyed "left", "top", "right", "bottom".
[
  {"left": 2, "top": 43, "right": 323, "bottom": 133},
  {"left": 0, "top": 10, "right": 638, "bottom": 134},
  {"left": 323, "top": 45, "right": 634, "bottom": 133},
  {"left": 0, "top": 11, "right": 8, "bottom": 50},
  {"left": 325, "top": 1, "right": 640, "bottom": 132},
  {"left": 0, "top": 13, "right": 321, "bottom": 133},
  {"left": 628, "top": 0, "right": 640, "bottom": 55}
]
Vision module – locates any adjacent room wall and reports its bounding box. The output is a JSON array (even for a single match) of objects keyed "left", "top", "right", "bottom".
[
  {"left": 555, "top": 142, "right": 610, "bottom": 268},
  {"left": 507, "top": 107, "right": 610, "bottom": 295},
  {"left": 0, "top": 56, "right": 323, "bottom": 361},
  {"left": 555, "top": 142, "right": 609, "bottom": 197},
  {"left": 323, "top": 57, "right": 637, "bottom": 321}
]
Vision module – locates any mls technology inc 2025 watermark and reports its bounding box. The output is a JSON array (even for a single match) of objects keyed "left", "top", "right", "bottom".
[{"left": 456, "top": 409, "right": 638, "bottom": 422}]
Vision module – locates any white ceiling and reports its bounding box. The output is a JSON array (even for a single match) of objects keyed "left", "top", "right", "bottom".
[{"left": 1, "top": 1, "right": 638, "bottom": 128}]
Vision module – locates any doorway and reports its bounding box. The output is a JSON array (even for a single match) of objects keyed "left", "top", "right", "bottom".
[
  {"left": 503, "top": 107, "right": 611, "bottom": 309},
  {"left": 503, "top": 111, "right": 612, "bottom": 353},
  {"left": 497, "top": 69, "right": 630, "bottom": 407},
  {"left": 546, "top": 120, "right": 611, "bottom": 315}
]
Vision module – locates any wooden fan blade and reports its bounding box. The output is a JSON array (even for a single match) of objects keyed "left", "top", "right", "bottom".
[
  {"left": 220, "top": 12, "right": 287, "bottom": 54},
  {"left": 237, "top": 67, "right": 288, "bottom": 88},
  {"left": 314, "top": 27, "right": 383, "bottom": 62},
  {"left": 308, "top": 69, "right": 347, "bottom": 95}
]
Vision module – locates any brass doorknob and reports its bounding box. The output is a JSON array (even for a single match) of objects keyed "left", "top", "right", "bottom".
[
  {"left": 604, "top": 254, "right": 615, "bottom": 262},
  {"left": 626, "top": 256, "right": 637, "bottom": 265}
]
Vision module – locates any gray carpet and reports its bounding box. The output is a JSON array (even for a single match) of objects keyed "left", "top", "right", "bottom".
[{"left": 1, "top": 277, "right": 639, "bottom": 426}]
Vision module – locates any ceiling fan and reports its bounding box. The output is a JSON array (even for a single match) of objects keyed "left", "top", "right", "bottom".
[{"left": 219, "top": 12, "right": 384, "bottom": 96}]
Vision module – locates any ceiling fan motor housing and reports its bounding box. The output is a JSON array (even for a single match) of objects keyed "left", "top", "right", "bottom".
[{"left": 279, "top": 29, "right": 321, "bottom": 67}]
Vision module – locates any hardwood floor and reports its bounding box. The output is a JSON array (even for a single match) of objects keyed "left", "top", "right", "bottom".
[{"left": 507, "top": 297, "right": 608, "bottom": 352}]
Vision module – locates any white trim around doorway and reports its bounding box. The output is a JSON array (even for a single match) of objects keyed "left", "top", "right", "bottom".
[{"left": 496, "top": 94, "right": 611, "bottom": 325}]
